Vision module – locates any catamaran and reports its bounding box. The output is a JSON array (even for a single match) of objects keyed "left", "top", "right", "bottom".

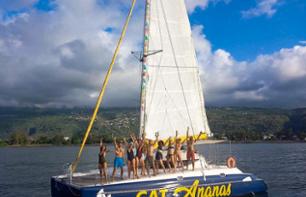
[{"left": 51, "top": 0, "right": 267, "bottom": 196}]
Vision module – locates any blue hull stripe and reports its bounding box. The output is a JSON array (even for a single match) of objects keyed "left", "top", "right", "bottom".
[{"left": 51, "top": 173, "right": 267, "bottom": 197}]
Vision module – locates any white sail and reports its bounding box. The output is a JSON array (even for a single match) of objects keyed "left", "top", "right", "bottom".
[{"left": 140, "top": 0, "right": 211, "bottom": 140}]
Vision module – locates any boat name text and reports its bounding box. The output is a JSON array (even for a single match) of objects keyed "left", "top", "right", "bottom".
[{"left": 136, "top": 179, "right": 231, "bottom": 197}]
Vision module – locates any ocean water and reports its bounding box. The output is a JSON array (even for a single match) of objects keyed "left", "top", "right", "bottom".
[{"left": 0, "top": 143, "right": 305, "bottom": 197}]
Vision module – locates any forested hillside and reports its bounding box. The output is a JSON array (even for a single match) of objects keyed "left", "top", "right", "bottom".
[{"left": 0, "top": 107, "right": 305, "bottom": 146}]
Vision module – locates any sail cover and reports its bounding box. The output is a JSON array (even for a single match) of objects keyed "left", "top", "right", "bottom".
[{"left": 140, "top": 0, "right": 211, "bottom": 140}]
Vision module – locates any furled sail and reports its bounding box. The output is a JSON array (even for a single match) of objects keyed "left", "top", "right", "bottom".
[{"left": 139, "top": 0, "right": 211, "bottom": 140}]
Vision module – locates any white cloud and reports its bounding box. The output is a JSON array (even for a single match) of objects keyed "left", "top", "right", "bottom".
[
  {"left": 0, "top": 0, "right": 305, "bottom": 108},
  {"left": 185, "top": 0, "right": 210, "bottom": 13},
  {"left": 242, "top": 0, "right": 280, "bottom": 18},
  {"left": 234, "top": 90, "right": 266, "bottom": 101},
  {"left": 184, "top": 0, "right": 231, "bottom": 13},
  {"left": 256, "top": 46, "right": 306, "bottom": 81},
  {"left": 0, "top": 0, "right": 143, "bottom": 107},
  {"left": 192, "top": 25, "right": 306, "bottom": 107}
]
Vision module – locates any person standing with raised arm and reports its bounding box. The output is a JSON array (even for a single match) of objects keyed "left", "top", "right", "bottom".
[
  {"left": 155, "top": 139, "right": 166, "bottom": 174},
  {"left": 175, "top": 130, "right": 186, "bottom": 170},
  {"left": 131, "top": 133, "right": 146, "bottom": 177},
  {"left": 111, "top": 136, "right": 125, "bottom": 181},
  {"left": 166, "top": 136, "right": 176, "bottom": 173},
  {"left": 144, "top": 132, "right": 158, "bottom": 176},
  {"left": 186, "top": 127, "right": 202, "bottom": 171},
  {"left": 98, "top": 138, "right": 108, "bottom": 182},
  {"left": 123, "top": 137, "right": 137, "bottom": 179}
]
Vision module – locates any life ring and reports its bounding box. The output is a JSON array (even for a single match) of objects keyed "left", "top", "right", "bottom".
[{"left": 226, "top": 156, "right": 237, "bottom": 168}]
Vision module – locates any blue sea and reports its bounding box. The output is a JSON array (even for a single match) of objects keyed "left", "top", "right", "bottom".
[{"left": 0, "top": 143, "right": 305, "bottom": 197}]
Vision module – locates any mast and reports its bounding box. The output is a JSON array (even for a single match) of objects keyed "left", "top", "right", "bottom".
[{"left": 139, "top": 0, "right": 151, "bottom": 137}]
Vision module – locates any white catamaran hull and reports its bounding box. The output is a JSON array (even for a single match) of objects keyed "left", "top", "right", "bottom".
[{"left": 51, "top": 158, "right": 267, "bottom": 197}]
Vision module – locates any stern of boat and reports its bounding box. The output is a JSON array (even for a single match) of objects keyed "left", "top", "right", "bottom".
[{"left": 51, "top": 176, "right": 81, "bottom": 197}]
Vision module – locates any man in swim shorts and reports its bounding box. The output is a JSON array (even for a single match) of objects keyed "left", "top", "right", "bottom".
[
  {"left": 144, "top": 132, "right": 158, "bottom": 176},
  {"left": 111, "top": 136, "right": 125, "bottom": 181}
]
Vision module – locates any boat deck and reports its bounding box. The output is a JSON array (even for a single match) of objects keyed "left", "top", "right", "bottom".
[
  {"left": 52, "top": 162, "right": 267, "bottom": 197},
  {"left": 60, "top": 172, "right": 110, "bottom": 187},
  {"left": 55, "top": 159, "right": 241, "bottom": 188},
  {"left": 60, "top": 169, "right": 185, "bottom": 187},
  {"left": 60, "top": 164, "right": 196, "bottom": 186}
]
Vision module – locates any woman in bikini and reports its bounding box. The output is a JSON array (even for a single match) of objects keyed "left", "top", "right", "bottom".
[
  {"left": 155, "top": 140, "right": 166, "bottom": 174},
  {"left": 166, "top": 137, "right": 176, "bottom": 173},
  {"left": 98, "top": 138, "right": 108, "bottom": 182},
  {"left": 186, "top": 129, "right": 203, "bottom": 171},
  {"left": 131, "top": 134, "right": 146, "bottom": 176},
  {"left": 124, "top": 138, "right": 137, "bottom": 179},
  {"left": 175, "top": 130, "right": 186, "bottom": 170}
]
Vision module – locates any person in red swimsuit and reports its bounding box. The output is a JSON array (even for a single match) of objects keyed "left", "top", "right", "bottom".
[
  {"left": 131, "top": 133, "right": 146, "bottom": 176},
  {"left": 186, "top": 128, "right": 203, "bottom": 171},
  {"left": 123, "top": 137, "right": 137, "bottom": 179}
]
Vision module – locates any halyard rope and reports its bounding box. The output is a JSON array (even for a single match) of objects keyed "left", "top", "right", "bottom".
[
  {"left": 71, "top": 0, "right": 137, "bottom": 173},
  {"left": 159, "top": 0, "right": 196, "bottom": 136}
]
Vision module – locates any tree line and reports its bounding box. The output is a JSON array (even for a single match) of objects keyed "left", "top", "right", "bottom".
[{"left": 0, "top": 107, "right": 306, "bottom": 146}]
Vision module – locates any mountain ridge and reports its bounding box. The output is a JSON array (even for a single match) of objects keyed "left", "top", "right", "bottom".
[{"left": 0, "top": 107, "right": 305, "bottom": 145}]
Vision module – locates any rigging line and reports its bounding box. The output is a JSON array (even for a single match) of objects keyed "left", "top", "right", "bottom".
[
  {"left": 162, "top": 91, "right": 171, "bottom": 137},
  {"left": 148, "top": 65, "right": 199, "bottom": 69},
  {"left": 165, "top": 107, "right": 175, "bottom": 135},
  {"left": 144, "top": 0, "right": 165, "bottom": 129},
  {"left": 176, "top": 3, "right": 207, "bottom": 136},
  {"left": 161, "top": 90, "right": 175, "bottom": 137},
  {"left": 188, "top": 13, "right": 211, "bottom": 135},
  {"left": 160, "top": 0, "right": 196, "bottom": 136},
  {"left": 146, "top": 71, "right": 197, "bottom": 75},
  {"left": 147, "top": 71, "right": 189, "bottom": 128},
  {"left": 161, "top": 80, "right": 188, "bottom": 123},
  {"left": 71, "top": 0, "right": 137, "bottom": 173},
  {"left": 147, "top": 89, "right": 200, "bottom": 93},
  {"left": 147, "top": 104, "right": 203, "bottom": 114},
  {"left": 143, "top": 49, "right": 163, "bottom": 58},
  {"left": 146, "top": 86, "right": 166, "bottom": 137},
  {"left": 193, "top": 43, "right": 210, "bottom": 134},
  {"left": 157, "top": 29, "right": 189, "bottom": 125},
  {"left": 195, "top": 65, "right": 209, "bottom": 133},
  {"left": 158, "top": 59, "right": 189, "bottom": 125},
  {"left": 161, "top": 75, "right": 188, "bottom": 130},
  {"left": 160, "top": 103, "right": 168, "bottom": 136},
  {"left": 165, "top": 93, "right": 189, "bottom": 124},
  {"left": 207, "top": 142, "right": 211, "bottom": 163}
]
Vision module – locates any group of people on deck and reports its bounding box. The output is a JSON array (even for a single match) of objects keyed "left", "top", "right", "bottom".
[{"left": 98, "top": 127, "right": 203, "bottom": 182}]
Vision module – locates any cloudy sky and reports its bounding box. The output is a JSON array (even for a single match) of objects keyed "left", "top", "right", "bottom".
[{"left": 0, "top": 0, "right": 305, "bottom": 108}]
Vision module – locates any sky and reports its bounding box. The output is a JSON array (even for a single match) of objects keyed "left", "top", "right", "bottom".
[{"left": 0, "top": 0, "right": 305, "bottom": 108}]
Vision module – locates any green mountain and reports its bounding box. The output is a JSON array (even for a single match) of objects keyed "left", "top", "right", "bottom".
[{"left": 0, "top": 107, "right": 305, "bottom": 145}]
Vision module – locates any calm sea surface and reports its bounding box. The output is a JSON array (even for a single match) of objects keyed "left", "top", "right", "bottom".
[{"left": 0, "top": 143, "right": 306, "bottom": 197}]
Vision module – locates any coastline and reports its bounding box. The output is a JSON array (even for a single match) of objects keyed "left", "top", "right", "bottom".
[{"left": 1, "top": 140, "right": 305, "bottom": 148}]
